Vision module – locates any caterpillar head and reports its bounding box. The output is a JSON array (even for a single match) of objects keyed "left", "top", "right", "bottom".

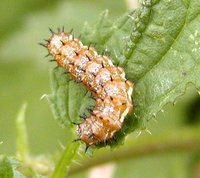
[{"left": 47, "top": 32, "right": 83, "bottom": 64}]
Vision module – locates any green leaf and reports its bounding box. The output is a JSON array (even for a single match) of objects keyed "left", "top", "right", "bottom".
[
  {"left": 0, "top": 156, "right": 13, "bottom": 178},
  {"left": 48, "top": 0, "right": 200, "bottom": 146},
  {"left": 0, "top": 156, "right": 27, "bottom": 178},
  {"left": 47, "top": 68, "right": 94, "bottom": 127},
  {"left": 127, "top": 0, "right": 200, "bottom": 123}
]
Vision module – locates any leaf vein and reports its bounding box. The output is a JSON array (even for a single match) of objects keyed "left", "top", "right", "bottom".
[{"left": 137, "top": 1, "right": 193, "bottom": 81}]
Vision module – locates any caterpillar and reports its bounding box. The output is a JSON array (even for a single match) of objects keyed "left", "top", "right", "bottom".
[{"left": 42, "top": 28, "right": 134, "bottom": 147}]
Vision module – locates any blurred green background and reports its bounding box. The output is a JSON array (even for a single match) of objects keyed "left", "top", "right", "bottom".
[{"left": 0, "top": 0, "right": 200, "bottom": 177}]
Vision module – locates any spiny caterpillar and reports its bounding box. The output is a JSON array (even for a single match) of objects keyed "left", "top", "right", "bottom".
[{"left": 41, "top": 28, "right": 134, "bottom": 147}]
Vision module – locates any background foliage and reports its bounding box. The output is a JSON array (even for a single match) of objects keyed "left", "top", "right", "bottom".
[{"left": 0, "top": 0, "right": 200, "bottom": 177}]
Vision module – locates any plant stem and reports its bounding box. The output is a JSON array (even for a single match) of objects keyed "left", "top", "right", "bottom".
[
  {"left": 51, "top": 142, "right": 80, "bottom": 178},
  {"left": 16, "top": 103, "right": 29, "bottom": 161},
  {"left": 68, "top": 126, "right": 200, "bottom": 176}
]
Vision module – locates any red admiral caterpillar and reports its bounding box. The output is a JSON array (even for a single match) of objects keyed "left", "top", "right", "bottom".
[{"left": 41, "top": 28, "right": 134, "bottom": 147}]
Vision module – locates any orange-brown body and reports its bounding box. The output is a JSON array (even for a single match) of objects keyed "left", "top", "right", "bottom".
[{"left": 47, "top": 31, "right": 133, "bottom": 146}]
